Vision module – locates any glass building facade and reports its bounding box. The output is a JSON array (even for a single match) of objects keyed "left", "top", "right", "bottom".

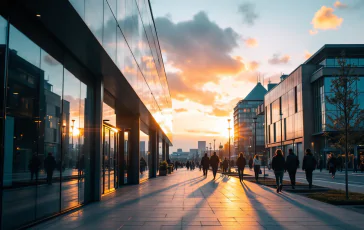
[
  {"left": 0, "top": 1, "right": 172, "bottom": 229},
  {"left": 234, "top": 83, "right": 267, "bottom": 157},
  {"left": 265, "top": 45, "right": 364, "bottom": 166}
]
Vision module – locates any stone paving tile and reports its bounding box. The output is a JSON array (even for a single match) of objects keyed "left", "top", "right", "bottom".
[{"left": 33, "top": 169, "right": 364, "bottom": 230}]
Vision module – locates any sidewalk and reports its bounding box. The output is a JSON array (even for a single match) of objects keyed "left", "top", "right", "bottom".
[{"left": 33, "top": 169, "right": 364, "bottom": 230}]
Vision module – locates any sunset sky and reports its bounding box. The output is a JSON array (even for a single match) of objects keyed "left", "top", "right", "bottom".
[{"left": 151, "top": 0, "right": 364, "bottom": 152}]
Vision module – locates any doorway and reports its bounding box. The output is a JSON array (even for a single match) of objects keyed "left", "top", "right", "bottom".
[{"left": 102, "top": 122, "right": 119, "bottom": 194}]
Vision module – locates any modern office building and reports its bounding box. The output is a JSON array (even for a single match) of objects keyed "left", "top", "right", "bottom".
[
  {"left": 264, "top": 44, "right": 364, "bottom": 165},
  {"left": 234, "top": 82, "right": 267, "bottom": 157},
  {"left": 198, "top": 141, "right": 206, "bottom": 157},
  {"left": 0, "top": 1, "right": 172, "bottom": 229},
  {"left": 170, "top": 149, "right": 189, "bottom": 162}
]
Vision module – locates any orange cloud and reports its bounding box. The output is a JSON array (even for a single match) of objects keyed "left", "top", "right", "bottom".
[
  {"left": 310, "top": 6, "right": 343, "bottom": 33},
  {"left": 245, "top": 38, "right": 258, "bottom": 47},
  {"left": 208, "top": 108, "right": 230, "bottom": 117},
  {"left": 156, "top": 12, "right": 245, "bottom": 86},
  {"left": 249, "top": 61, "right": 259, "bottom": 71},
  {"left": 334, "top": 1, "right": 347, "bottom": 9},
  {"left": 309, "top": 29, "right": 318, "bottom": 35},
  {"left": 305, "top": 51, "right": 312, "bottom": 60},
  {"left": 268, "top": 53, "right": 290, "bottom": 65},
  {"left": 174, "top": 108, "right": 188, "bottom": 113},
  {"left": 186, "top": 129, "right": 220, "bottom": 135}
]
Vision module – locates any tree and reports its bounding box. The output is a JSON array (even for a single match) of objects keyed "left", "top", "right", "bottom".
[{"left": 325, "top": 52, "right": 364, "bottom": 199}]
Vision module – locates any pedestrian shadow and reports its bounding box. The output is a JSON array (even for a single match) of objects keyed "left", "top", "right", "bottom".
[{"left": 244, "top": 181, "right": 362, "bottom": 229}]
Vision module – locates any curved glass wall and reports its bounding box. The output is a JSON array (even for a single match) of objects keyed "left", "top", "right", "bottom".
[{"left": 69, "top": 0, "right": 173, "bottom": 141}]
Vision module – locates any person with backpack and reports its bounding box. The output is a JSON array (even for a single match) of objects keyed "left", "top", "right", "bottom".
[
  {"left": 236, "top": 153, "right": 246, "bottom": 182},
  {"left": 285, "top": 148, "right": 299, "bottom": 189},
  {"left": 272, "top": 149, "right": 285, "bottom": 193},
  {"left": 302, "top": 148, "right": 317, "bottom": 189}
]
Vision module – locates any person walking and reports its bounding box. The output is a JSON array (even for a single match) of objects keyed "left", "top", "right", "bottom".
[
  {"left": 201, "top": 153, "right": 210, "bottom": 176},
  {"left": 140, "top": 157, "right": 147, "bottom": 175},
  {"left": 328, "top": 153, "right": 337, "bottom": 178},
  {"left": 253, "top": 155, "right": 261, "bottom": 182},
  {"left": 186, "top": 161, "right": 190, "bottom": 170},
  {"left": 272, "top": 149, "right": 285, "bottom": 193},
  {"left": 248, "top": 156, "right": 253, "bottom": 170},
  {"left": 44, "top": 152, "right": 56, "bottom": 185},
  {"left": 29, "top": 153, "right": 41, "bottom": 181},
  {"left": 222, "top": 158, "right": 228, "bottom": 174},
  {"left": 302, "top": 149, "right": 317, "bottom": 189},
  {"left": 318, "top": 156, "right": 323, "bottom": 172},
  {"left": 337, "top": 155, "right": 343, "bottom": 172},
  {"left": 354, "top": 156, "right": 358, "bottom": 173},
  {"left": 285, "top": 148, "right": 299, "bottom": 189},
  {"left": 210, "top": 152, "right": 220, "bottom": 180},
  {"left": 236, "top": 153, "right": 246, "bottom": 182}
]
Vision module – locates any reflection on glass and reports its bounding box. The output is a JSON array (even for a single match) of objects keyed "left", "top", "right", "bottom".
[{"left": 140, "top": 131, "right": 149, "bottom": 180}]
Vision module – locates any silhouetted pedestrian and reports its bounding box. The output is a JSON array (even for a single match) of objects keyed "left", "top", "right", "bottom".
[
  {"left": 318, "top": 157, "right": 323, "bottom": 172},
  {"left": 236, "top": 153, "right": 246, "bottom": 182},
  {"left": 248, "top": 156, "right": 253, "bottom": 170},
  {"left": 210, "top": 152, "right": 220, "bottom": 180},
  {"left": 44, "top": 153, "right": 56, "bottom": 185},
  {"left": 285, "top": 149, "right": 299, "bottom": 189},
  {"left": 272, "top": 149, "right": 285, "bottom": 193},
  {"left": 140, "top": 157, "right": 147, "bottom": 174},
  {"left": 186, "top": 161, "right": 190, "bottom": 170},
  {"left": 328, "top": 153, "right": 337, "bottom": 178},
  {"left": 302, "top": 149, "right": 317, "bottom": 189},
  {"left": 253, "top": 155, "right": 261, "bottom": 181},
  {"left": 201, "top": 153, "right": 209, "bottom": 176},
  {"left": 222, "top": 158, "right": 228, "bottom": 174},
  {"left": 29, "top": 153, "right": 41, "bottom": 181},
  {"left": 354, "top": 156, "right": 358, "bottom": 173}
]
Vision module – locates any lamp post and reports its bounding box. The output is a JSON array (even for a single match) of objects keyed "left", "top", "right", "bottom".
[
  {"left": 280, "top": 113, "right": 283, "bottom": 150},
  {"left": 228, "top": 119, "right": 231, "bottom": 172},
  {"left": 213, "top": 139, "right": 216, "bottom": 152},
  {"left": 209, "top": 143, "right": 212, "bottom": 156}
]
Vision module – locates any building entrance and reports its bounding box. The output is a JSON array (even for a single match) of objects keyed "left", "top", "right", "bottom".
[{"left": 102, "top": 123, "right": 119, "bottom": 194}]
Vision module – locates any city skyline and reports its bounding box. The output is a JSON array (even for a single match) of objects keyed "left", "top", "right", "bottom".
[{"left": 151, "top": 0, "right": 364, "bottom": 152}]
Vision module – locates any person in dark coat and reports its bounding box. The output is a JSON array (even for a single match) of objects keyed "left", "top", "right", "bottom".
[
  {"left": 140, "top": 157, "right": 147, "bottom": 174},
  {"left": 302, "top": 149, "right": 317, "bottom": 189},
  {"left": 285, "top": 149, "right": 299, "bottom": 189},
  {"left": 186, "top": 161, "right": 190, "bottom": 170},
  {"left": 201, "top": 153, "right": 210, "bottom": 176},
  {"left": 236, "top": 153, "right": 246, "bottom": 182},
  {"left": 337, "top": 155, "right": 343, "bottom": 172},
  {"left": 248, "top": 156, "right": 253, "bottom": 170},
  {"left": 222, "top": 158, "right": 228, "bottom": 174},
  {"left": 353, "top": 156, "right": 358, "bottom": 173},
  {"left": 29, "top": 153, "right": 41, "bottom": 181},
  {"left": 318, "top": 157, "right": 323, "bottom": 172},
  {"left": 210, "top": 152, "right": 220, "bottom": 180},
  {"left": 328, "top": 153, "right": 337, "bottom": 178},
  {"left": 44, "top": 153, "right": 56, "bottom": 185},
  {"left": 272, "top": 149, "right": 285, "bottom": 193}
]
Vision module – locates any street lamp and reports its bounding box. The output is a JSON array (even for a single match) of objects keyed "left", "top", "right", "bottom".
[
  {"left": 280, "top": 113, "right": 283, "bottom": 150},
  {"left": 228, "top": 119, "right": 231, "bottom": 172},
  {"left": 213, "top": 139, "right": 216, "bottom": 152},
  {"left": 209, "top": 143, "right": 212, "bottom": 156}
]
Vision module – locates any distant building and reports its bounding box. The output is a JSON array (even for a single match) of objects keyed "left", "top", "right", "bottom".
[
  {"left": 234, "top": 82, "right": 267, "bottom": 157},
  {"left": 198, "top": 141, "right": 206, "bottom": 157},
  {"left": 170, "top": 149, "right": 190, "bottom": 162}
]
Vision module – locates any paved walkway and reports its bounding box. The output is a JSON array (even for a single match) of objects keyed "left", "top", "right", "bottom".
[{"left": 33, "top": 169, "right": 364, "bottom": 230}]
